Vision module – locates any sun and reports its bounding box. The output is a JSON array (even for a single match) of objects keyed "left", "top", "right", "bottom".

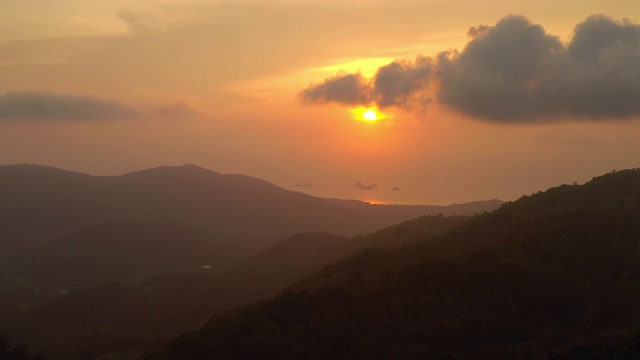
[
  {"left": 363, "top": 109, "right": 377, "bottom": 121},
  {"left": 353, "top": 107, "right": 386, "bottom": 122}
]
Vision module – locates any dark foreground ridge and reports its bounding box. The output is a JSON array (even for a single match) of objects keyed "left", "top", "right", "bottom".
[{"left": 148, "top": 168, "right": 640, "bottom": 360}]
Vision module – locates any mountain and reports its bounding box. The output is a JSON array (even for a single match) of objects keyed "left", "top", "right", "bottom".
[
  {"left": 350, "top": 214, "right": 470, "bottom": 249},
  {"left": 149, "top": 168, "right": 640, "bottom": 360},
  {"left": 9, "top": 215, "right": 470, "bottom": 360},
  {"left": 239, "top": 232, "right": 350, "bottom": 274},
  {"left": 0, "top": 163, "right": 501, "bottom": 359},
  {"left": 0, "top": 165, "right": 115, "bottom": 260},
  {"left": 234, "top": 215, "right": 472, "bottom": 278},
  {"left": 0, "top": 164, "right": 502, "bottom": 262},
  {"left": 13, "top": 221, "right": 234, "bottom": 289}
]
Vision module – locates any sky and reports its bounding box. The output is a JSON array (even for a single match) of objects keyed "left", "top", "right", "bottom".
[{"left": 1, "top": 0, "right": 640, "bottom": 205}]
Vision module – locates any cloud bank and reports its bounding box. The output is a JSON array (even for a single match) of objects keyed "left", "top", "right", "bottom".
[
  {"left": 0, "top": 91, "right": 195, "bottom": 121},
  {"left": 300, "top": 73, "right": 371, "bottom": 105},
  {"left": 0, "top": 92, "right": 137, "bottom": 121},
  {"left": 300, "top": 15, "right": 640, "bottom": 123}
]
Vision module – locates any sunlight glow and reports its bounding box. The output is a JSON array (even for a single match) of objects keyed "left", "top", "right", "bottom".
[
  {"left": 313, "top": 57, "right": 394, "bottom": 78},
  {"left": 363, "top": 199, "right": 388, "bottom": 205},
  {"left": 353, "top": 106, "right": 386, "bottom": 122},
  {"left": 363, "top": 109, "right": 377, "bottom": 121}
]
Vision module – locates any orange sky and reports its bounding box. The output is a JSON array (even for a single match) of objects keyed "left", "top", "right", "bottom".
[{"left": 1, "top": 0, "right": 640, "bottom": 204}]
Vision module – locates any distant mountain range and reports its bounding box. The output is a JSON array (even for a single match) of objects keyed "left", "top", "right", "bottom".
[{"left": 0, "top": 164, "right": 502, "bottom": 262}]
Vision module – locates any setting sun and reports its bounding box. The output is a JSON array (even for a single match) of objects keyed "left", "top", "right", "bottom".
[
  {"left": 353, "top": 107, "right": 386, "bottom": 122},
  {"left": 363, "top": 109, "right": 377, "bottom": 121}
]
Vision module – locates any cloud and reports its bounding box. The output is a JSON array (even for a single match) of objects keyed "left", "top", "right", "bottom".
[
  {"left": 436, "top": 14, "right": 640, "bottom": 122},
  {"left": 299, "top": 58, "right": 433, "bottom": 109},
  {"left": 435, "top": 15, "right": 564, "bottom": 121},
  {"left": 373, "top": 56, "right": 434, "bottom": 108},
  {"left": 0, "top": 91, "right": 197, "bottom": 121},
  {"left": 548, "top": 15, "right": 640, "bottom": 120},
  {"left": 295, "top": 182, "right": 313, "bottom": 188},
  {"left": 392, "top": 186, "right": 401, "bottom": 191},
  {"left": 0, "top": 92, "right": 137, "bottom": 121},
  {"left": 301, "top": 15, "right": 640, "bottom": 123},
  {"left": 299, "top": 72, "right": 371, "bottom": 105},
  {"left": 353, "top": 182, "right": 378, "bottom": 190}
]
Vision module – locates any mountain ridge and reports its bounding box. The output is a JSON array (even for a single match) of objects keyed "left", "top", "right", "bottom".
[{"left": 0, "top": 163, "right": 503, "bottom": 262}]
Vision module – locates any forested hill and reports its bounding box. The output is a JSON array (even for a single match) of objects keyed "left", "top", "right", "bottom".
[
  {"left": 5, "top": 215, "right": 471, "bottom": 360},
  {"left": 149, "top": 168, "right": 640, "bottom": 360}
]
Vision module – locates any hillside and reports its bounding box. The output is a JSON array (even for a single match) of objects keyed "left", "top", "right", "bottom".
[
  {"left": 0, "top": 164, "right": 502, "bottom": 262},
  {"left": 9, "top": 216, "right": 468, "bottom": 360},
  {"left": 238, "top": 232, "right": 351, "bottom": 274},
  {"left": 13, "top": 221, "right": 233, "bottom": 289},
  {"left": 150, "top": 168, "right": 640, "bottom": 360}
]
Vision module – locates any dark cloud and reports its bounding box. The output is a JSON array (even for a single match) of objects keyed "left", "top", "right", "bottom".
[
  {"left": 437, "top": 14, "right": 640, "bottom": 122},
  {"left": 0, "top": 91, "right": 197, "bottom": 121},
  {"left": 295, "top": 182, "right": 313, "bottom": 188},
  {"left": 373, "top": 56, "right": 433, "bottom": 108},
  {"left": 436, "top": 15, "right": 564, "bottom": 121},
  {"left": 301, "top": 15, "right": 640, "bottom": 123},
  {"left": 0, "top": 91, "right": 137, "bottom": 121},
  {"left": 353, "top": 182, "right": 377, "bottom": 190},
  {"left": 299, "top": 59, "right": 433, "bottom": 109},
  {"left": 299, "top": 72, "right": 371, "bottom": 105},
  {"left": 392, "top": 186, "right": 400, "bottom": 191},
  {"left": 567, "top": 15, "right": 640, "bottom": 61},
  {"left": 541, "top": 15, "right": 640, "bottom": 120}
]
